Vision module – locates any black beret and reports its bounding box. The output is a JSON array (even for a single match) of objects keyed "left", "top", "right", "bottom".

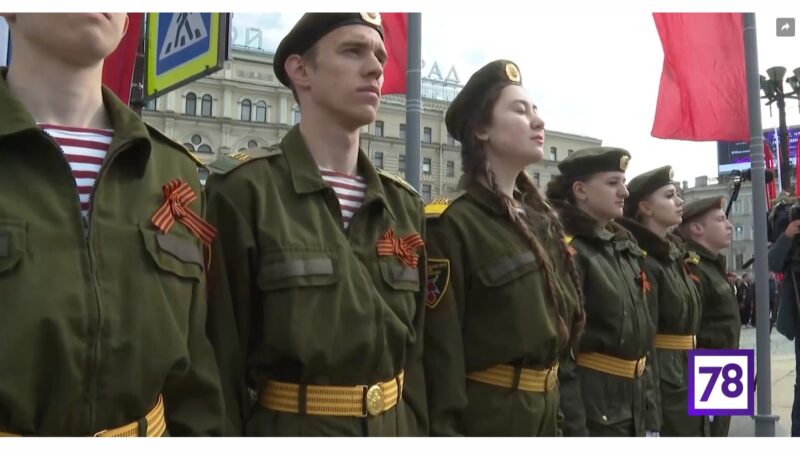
[
  {"left": 557, "top": 147, "right": 631, "bottom": 179},
  {"left": 273, "top": 13, "right": 384, "bottom": 88},
  {"left": 445, "top": 59, "right": 522, "bottom": 142},
  {"left": 683, "top": 196, "right": 725, "bottom": 223},
  {"left": 624, "top": 165, "right": 675, "bottom": 217}
]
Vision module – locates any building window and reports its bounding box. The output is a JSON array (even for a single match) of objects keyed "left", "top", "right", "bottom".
[
  {"left": 423, "top": 127, "right": 432, "bottom": 143},
  {"left": 292, "top": 105, "right": 301, "bottom": 125},
  {"left": 399, "top": 124, "right": 406, "bottom": 140},
  {"left": 734, "top": 224, "right": 743, "bottom": 241},
  {"left": 255, "top": 101, "right": 268, "bottom": 123},
  {"left": 568, "top": 149, "right": 574, "bottom": 156},
  {"left": 446, "top": 160, "right": 455, "bottom": 177},
  {"left": 735, "top": 253, "right": 744, "bottom": 270},
  {"left": 185, "top": 92, "right": 197, "bottom": 116},
  {"left": 184, "top": 134, "right": 212, "bottom": 153},
  {"left": 241, "top": 99, "right": 252, "bottom": 121},
  {"left": 533, "top": 172, "right": 541, "bottom": 187},
  {"left": 550, "top": 146, "right": 557, "bottom": 161},
  {"left": 144, "top": 98, "right": 157, "bottom": 111},
  {"left": 373, "top": 151, "right": 384, "bottom": 169},
  {"left": 422, "top": 184, "right": 432, "bottom": 203},
  {"left": 374, "top": 120, "right": 384, "bottom": 137},
  {"left": 399, "top": 154, "right": 405, "bottom": 174},
  {"left": 733, "top": 201, "right": 743, "bottom": 215},
  {"left": 423, "top": 158, "right": 432, "bottom": 175},
  {"left": 248, "top": 140, "right": 258, "bottom": 149},
  {"left": 201, "top": 94, "right": 213, "bottom": 117},
  {"left": 197, "top": 144, "right": 212, "bottom": 153},
  {"left": 447, "top": 132, "right": 455, "bottom": 146}
]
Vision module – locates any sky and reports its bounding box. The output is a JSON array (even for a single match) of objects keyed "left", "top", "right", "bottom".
[{"left": 230, "top": 10, "right": 800, "bottom": 188}]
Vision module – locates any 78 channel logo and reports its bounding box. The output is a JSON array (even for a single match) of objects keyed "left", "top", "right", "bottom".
[{"left": 688, "top": 349, "right": 754, "bottom": 415}]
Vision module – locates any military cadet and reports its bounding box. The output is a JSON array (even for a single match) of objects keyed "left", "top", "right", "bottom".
[
  {"left": 205, "top": 13, "right": 428, "bottom": 436},
  {"left": 678, "top": 196, "right": 738, "bottom": 437},
  {"left": 0, "top": 14, "right": 224, "bottom": 436},
  {"left": 617, "top": 166, "right": 708, "bottom": 437},
  {"left": 421, "top": 60, "right": 584, "bottom": 436},
  {"left": 545, "top": 148, "right": 657, "bottom": 437}
]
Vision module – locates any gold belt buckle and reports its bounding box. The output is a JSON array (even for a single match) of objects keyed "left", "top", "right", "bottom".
[
  {"left": 92, "top": 429, "right": 110, "bottom": 438},
  {"left": 365, "top": 384, "right": 385, "bottom": 416},
  {"left": 545, "top": 367, "right": 557, "bottom": 391},
  {"left": 635, "top": 357, "right": 646, "bottom": 378}
]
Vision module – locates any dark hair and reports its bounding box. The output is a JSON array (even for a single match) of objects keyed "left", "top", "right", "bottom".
[{"left": 461, "top": 84, "right": 585, "bottom": 347}]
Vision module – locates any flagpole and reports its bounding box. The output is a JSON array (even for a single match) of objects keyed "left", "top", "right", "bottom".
[
  {"left": 405, "top": 13, "right": 422, "bottom": 191},
  {"left": 743, "top": 12, "right": 778, "bottom": 437}
]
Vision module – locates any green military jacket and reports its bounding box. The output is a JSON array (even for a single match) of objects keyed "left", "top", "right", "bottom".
[
  {"left": 551, "top": 202, "right": 656, "bottom": 437},
  {"left": 422, "top": 178, "right": 581, "bottom": 436},
  {"left": 686, "top": 240, "right": 740, "bottom": 350},
  {"left": 0, "top": 71, "right": 224, "bottom": 436},
  {"left": 617, "top": 219, "right": 708, "bottom": 436},
  {"left": 204, "top": 126, "right": 428, "bottom": 437}
]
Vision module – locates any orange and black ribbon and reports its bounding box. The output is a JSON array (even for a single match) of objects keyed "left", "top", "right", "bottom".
[
  {"left": 683, "top": 263, "right": 701, "bottom": 283},
  {"left": 377, "top": 229, "right": 425, "bottom": 268},
  {"left": 640, "top": 270, "right": 652, "bottom": 295},
  {"left": 151, "top": 179, "right": 217, "bottom": 268}
]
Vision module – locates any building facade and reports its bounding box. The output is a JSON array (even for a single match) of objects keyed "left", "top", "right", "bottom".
[{"left": 142, "top": 45, "right": 602, "bottom": 202}]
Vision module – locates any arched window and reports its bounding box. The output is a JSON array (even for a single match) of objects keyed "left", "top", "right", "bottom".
[
  {"left": 255, "top": 101, "right": 267, "bottom": 123},
  {"left": 201, "top": 94, "right": 213, "bottom": 117},
  {"left": 248, "top": 140, "right": 259, "bottom": 149},
  {"left": 197, "top": 144, "right": 213, "bottom": 153},
  {"left": 185, "top": 92, "right": 197, "bottom": 116},
  {"left": 292, "top": 105, "right": 301, "bottom": 125},
  {"left": 241, "top": 99, "right": 252, "bottom": 121}
]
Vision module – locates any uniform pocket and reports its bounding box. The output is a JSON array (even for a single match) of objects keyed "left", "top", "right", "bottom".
[
  {"left": 0, "top": 219, "right": 25, "bottom": 274},
  {"left": 139, "top": 223, "right": 202, "bottom": 281},
  {"left": 379, "top": 259, "right": 420, "bottom": 292},
  {"left": 475, "top": 251, "right": 538, "bottom": 287},
  {"left": 257, "top": 248, "right": 339, "bottom": 291}
]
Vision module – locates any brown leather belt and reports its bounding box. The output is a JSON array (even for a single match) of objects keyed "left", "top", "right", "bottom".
[
  {"left": 577, "top": 353, "right": 647, "bottom": 379},
  {"left": 0, "top": 395, "right": 166, "bottom": 437},
  {"left": 466, "top": 364, "right": 558, "bottom": 392},
  {"left": 654, "top": 334, "right": 696, "bottom": 350},
  {"left": 259, "top": 372, "right": 404, "bottom": 418}
]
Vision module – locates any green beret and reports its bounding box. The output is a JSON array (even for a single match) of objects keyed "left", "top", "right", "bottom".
[
  {"left": 624, "top": 165, "right": 675, "bottom": 217},
  {"left": 682, "top": 196, "right": 725, "bottom": 223},
  {"left": 445, "top": 59, "right": 522, "bottom": 142},
  {"left": 273, "top": 13, "right": 384, "bottom": 88},
  {"left": 557, "top": 147, "right": 631, "bottom": 179}
]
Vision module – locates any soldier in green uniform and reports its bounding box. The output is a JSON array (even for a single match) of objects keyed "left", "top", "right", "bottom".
[
  {"left": 205, "top": 13, "right": 428, "bottom": 436},
  {"left": 678, "top": 196, "right": 738, "bottom": 437},
  {"left": 421, "top": 60, "right": 584, "bottom": 436},
  {"left": 0, "top": 13, "right": 224, "bottom": 436},
  {"left": 545, "top": 148, "right": 656, "bottom": 437},
  {"left": 617, "top": 166, "right": 709, "bottom": 436}
]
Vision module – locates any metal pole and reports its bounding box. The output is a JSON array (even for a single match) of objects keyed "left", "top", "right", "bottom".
[
  {"left": 743, "top": 12, "right": 778, "bottom": 437},
  {"left": 404, "top": 13, "right": 422, "bottom": 191}
]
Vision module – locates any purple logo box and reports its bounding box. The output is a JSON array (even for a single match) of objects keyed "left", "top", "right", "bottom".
[{"left": 688, "top": 349, "right": 754, "bottom": 416}]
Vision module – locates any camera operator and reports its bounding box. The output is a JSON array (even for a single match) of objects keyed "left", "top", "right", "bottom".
[{"left": 767, "top": 207, "right": 800, "bottom": 436}]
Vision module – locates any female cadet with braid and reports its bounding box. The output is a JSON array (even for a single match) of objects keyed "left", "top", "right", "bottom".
[
  {"left": 546, "top": 148, "right": 657, "bottom": 437},
  {"left": 422, "top": 60, "right": 585, "bottom": 436}
]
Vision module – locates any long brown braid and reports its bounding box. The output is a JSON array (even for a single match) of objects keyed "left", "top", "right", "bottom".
[{"left": 460, "top": 83, "right": 583, "bottom": 346}]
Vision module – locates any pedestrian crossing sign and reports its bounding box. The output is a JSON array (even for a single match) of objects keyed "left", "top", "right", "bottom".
[{"left": 145, "top": 13, "right": 230, "bottom": 99}]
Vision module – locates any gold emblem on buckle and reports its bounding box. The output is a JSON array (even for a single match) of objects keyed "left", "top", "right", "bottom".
[
  {"left": 545, "top": 368, "right": 557, "bottom": 392},
  {"left": 635, "top": 358, "right": 646, "bottom": 378},
  {"left": 366, "top": 384, "right": 385, "bottom": 416}
]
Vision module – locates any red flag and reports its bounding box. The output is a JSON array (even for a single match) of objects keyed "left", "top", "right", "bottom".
[
  {"left": 651, "top": 13, "right": 748, "bottom": 141},
  {"left": 102, "top": 13, "right": 143, "bottom": 105},
  {"left": 765, "top": 142, "right": 777, "bottom": 203},
  {"left": 796, "top": 138, "right": 800, "bottom": 197},
  {"left": 381, "top": 13, "right": 407, "bottom": 95}
]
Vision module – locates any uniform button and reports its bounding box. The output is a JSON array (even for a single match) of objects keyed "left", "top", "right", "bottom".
[
  {"left": 623, "top": 311, "right": 628, "bottom": 317},
  {"left": 620, "top": 338, "right": 625, "bottom": 345},
  {"left": 602, "top": 415, "right": 608, "bottom": 422}
]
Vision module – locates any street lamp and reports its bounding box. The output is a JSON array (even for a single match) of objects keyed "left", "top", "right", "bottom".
[{"left": 760, "top": 66, "right": 800, "bottom": 194}]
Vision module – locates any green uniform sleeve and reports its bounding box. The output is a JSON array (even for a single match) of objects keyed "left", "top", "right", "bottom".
[
  {"left": 162, "top": 189, "right": 226, "bottom": 436},
  {"left": 204, "top": 174, "right": 259, "bottom": 436},
  {"left": 399, "top": 203, "right": 430, "bottom": 436},
  {"left": 642, "top": 263, "right": 662, "bottom": 432},
  {"left": 422, "top": 215, "right": 469, "bottom": 436},
  {"left": 557, "top": 250, "right": 589, "bottom": 437}
]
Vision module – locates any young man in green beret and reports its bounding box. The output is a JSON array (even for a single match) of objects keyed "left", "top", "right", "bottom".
[
  {"left": 678, "top": 196, "right": 738, "bottom": 437},
  {"left": 0, "top": 13, "right": 224, "bottom": 436},
  {"left": 205, "top": 13, "right": 428, "bottom": 436}
]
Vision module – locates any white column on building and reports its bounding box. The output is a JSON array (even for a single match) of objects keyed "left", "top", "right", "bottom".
[
  {"left": 279, "top": 96, "right": 289, "bottom": 125},
  {"left": 222, "top": 86, "right": 233, "bottom": 119}
]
